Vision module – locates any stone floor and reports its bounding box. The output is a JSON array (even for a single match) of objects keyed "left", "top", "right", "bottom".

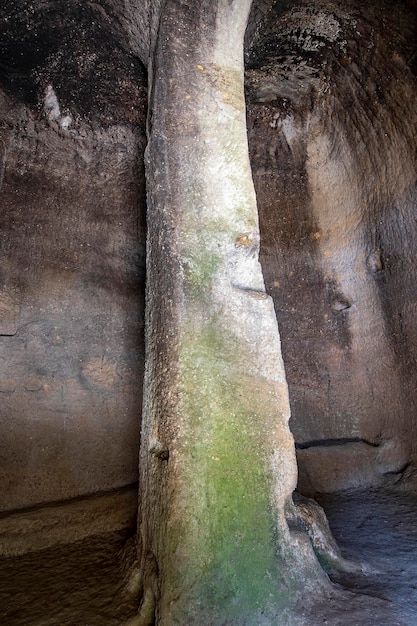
[
  {"left": 315, "top": 486, "right": 417, "bottom": 625},
  {"left": 1, "top": 486, "right": 417, "bottom": 625},
  {"left": 0, "top": 530, "right": 138, "bottom": 626}
]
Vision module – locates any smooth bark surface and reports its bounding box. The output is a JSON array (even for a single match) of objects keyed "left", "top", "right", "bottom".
[{"left": 137, "top": 0, "right": 320, "bottom": 623}]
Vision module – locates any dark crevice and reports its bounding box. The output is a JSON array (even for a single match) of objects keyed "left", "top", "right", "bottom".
[
  {"left": 0, "top": 482, "right": 138, "bottom": 521},
  {"left": 331, "top": 297, "right": 354, "bottom": 313},
  {"left": 295, "top": 437, "right": 381, "bottom": 450}
]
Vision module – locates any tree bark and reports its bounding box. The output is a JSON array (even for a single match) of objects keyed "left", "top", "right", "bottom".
[{"left": 136, "top": 1, "right": 318, "bottom": 623}]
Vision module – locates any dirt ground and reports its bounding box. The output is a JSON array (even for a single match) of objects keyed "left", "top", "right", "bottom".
[{"left": 314, "top": 486, "right": 417, "bottom": 625}]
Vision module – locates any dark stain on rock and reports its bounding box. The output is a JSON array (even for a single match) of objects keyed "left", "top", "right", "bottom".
[
  {"left": 295, "top": 437, "right": 381, "bottom": 450},
  {"left": 0, "top": 0, "right": 147, "bottom": 126},
  {"left": 246, "top": 96, "right": 352, "bottom": 441},
  {"left": 247, "top": 0, "right": 417, "bottom": 481}
]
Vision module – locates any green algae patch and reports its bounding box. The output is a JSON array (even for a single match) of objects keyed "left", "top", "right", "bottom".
[{"left": 163, "top": 319, "right": 297, "bottom": 623}]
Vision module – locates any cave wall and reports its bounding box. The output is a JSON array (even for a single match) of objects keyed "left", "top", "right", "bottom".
[
  {"left": 2, "top": 0, "right": 417, "bottom": 514},
  {"left": 246, "top": 0, "right": 417, "bottom": 493},
  {"left": 0, "top": 1, "right": 147, "bottom": 511}
]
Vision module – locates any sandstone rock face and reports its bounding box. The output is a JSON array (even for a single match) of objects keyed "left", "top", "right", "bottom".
[
  {"left": 246, "top": 0, "right": 417, "bottom": 493},
  {"left": 2, "top": 1, "right": 417, "bottom": 623},
  {"left": 0, "top": 1, "right": 147, "bottom": 510},
  {"left": 3, "top": 0, "right": 416, "bottom": 516}
]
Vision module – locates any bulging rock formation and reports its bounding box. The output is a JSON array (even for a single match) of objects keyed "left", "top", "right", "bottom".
[{"left": 135, "top": 1, "right": 325, "bottom": 623}]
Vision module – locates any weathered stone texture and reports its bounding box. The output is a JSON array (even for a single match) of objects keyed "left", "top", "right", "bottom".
[
  {"left": 246, "top": 0, "right": 417, "bottom": 493},
  {"left": 0, "top": 2, "right": 148, "bottom": 510}
]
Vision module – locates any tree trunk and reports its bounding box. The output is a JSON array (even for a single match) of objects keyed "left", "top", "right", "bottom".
[{"left": 137, "top": 1, "right": 318, "bottom": 623}]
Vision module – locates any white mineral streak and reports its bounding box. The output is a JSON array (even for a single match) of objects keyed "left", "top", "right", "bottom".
[{"left": 43, "top": 84, "right": 72, "bottom": 130}]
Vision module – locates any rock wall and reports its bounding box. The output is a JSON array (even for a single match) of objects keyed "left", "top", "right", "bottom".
[
  {"left": 0, "top": 1, "right": 147, "bottom": 511},
  {"left": 246, "top": 0, "right": 417, "bottom": 493},
  {"left": 2, "top": 0, "right": 417, "bottom": 516}
]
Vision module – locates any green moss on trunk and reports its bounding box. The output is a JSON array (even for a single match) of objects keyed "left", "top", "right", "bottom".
[{"left": 161, "top": 320, "right": 296, "bottom": 623}]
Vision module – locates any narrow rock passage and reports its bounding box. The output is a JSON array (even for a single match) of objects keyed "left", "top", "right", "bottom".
[{"left": 317, "top": 487, "right": 417, "bottom": 624}]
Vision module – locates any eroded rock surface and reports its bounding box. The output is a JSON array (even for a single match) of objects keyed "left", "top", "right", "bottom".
[
  {"left": 0, "top": 1, "right": 147, "bottom": 510},
  {"left": 316, "top": 486, "right": 417, "bottom": 624},
  {"left": 246, "top": 0, "right": 417, "bottom": 493},
  {"left": 1, "top": 0, "right": 417, "bottom": 624}
]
